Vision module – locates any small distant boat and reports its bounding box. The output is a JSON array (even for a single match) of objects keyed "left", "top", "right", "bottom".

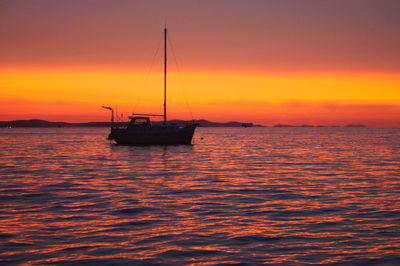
[
  {"left": 103, "top": 28, "right": 197, "bottom": 145},
  {"left": 241, "top": 123, "right": 254, "bottom": 128}
]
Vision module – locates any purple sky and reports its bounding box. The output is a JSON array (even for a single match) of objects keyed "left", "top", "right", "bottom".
[{"left": 1, "top": 0, "right": 400, "bottom": 72}]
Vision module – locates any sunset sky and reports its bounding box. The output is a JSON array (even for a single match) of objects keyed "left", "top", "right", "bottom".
[{"left": 1, "top": 0, "right": 399, "bottom": 126}]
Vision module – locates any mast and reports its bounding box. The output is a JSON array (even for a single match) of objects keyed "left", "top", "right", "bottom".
[{"left": 163, "top": 28, "right": 167, "bottom": 125}]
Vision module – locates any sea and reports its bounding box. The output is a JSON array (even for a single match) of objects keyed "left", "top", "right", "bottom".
[{"left": 0, "top": 127, "right": 399, "bottom": 265}]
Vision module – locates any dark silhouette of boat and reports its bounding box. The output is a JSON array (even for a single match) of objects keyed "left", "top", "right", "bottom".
[
  {"left": 103, "top": 28, "right": 197, "bottom": 145},
  {"left": 241, "top": 123, "right": 254, "bottom": 127}
]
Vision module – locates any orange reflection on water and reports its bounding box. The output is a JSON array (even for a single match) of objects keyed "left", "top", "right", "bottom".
[{"left": 0, "top": 127, "right": 399, "bottom": 264}]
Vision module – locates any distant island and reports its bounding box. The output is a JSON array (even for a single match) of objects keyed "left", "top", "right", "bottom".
[
  {"left": 273, "top": 124, "right": 366, "bottom": 128},
  {"left": 0, "top": 119, "right": 263, "bottom": 128},
  {"left": 0, "top": 119, "right": 368, "bottom": 128}
]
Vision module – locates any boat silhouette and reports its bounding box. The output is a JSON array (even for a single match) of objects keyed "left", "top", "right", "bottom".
[{"left": 103, "top": 28, "right": 197, "bottom": 145}]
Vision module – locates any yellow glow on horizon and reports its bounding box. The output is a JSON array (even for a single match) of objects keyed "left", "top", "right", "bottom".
[{"left": 1, "top": 67, "right": 399, "bottom": 126}]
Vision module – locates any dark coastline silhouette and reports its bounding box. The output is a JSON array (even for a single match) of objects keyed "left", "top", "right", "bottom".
[
  {"left": 0, "top": 119, "right": 263, "bottom": 128},
  {"left": 0, "top": 119, "right": 368, "bottom": 128},
  {"left": 273, "top": 123, "right": 366, "bottom": 128}
]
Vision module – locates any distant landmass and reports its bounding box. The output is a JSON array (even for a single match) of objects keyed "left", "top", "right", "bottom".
[
  {"left": 0, "top": 119, "right": 263, "bottom": 128},
  {"left": 0, "top": 119, "right": 368, "bottom": 128},
  {"left": 273, "top": 124, "right": 366, "bottom": 128}
]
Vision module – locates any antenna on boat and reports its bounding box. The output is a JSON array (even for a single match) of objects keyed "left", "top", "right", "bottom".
[
  {"left": 101, "top": 106, "right": 114, "bottom": 129},
  {"left": 163, "top": 27, "right": 167, "bottom": 126}
]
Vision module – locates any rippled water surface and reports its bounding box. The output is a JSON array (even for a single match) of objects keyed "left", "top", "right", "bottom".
[{"left": 0, "top": 127, "right": 399, "bottom": 265}]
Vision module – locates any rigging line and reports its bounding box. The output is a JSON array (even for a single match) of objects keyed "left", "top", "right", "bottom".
[
  {"left": 167, "top": 32, "right": 195, "bottom": 121},
  {"left": 132, "top": 31, "right": 164, "bottom": 115}
]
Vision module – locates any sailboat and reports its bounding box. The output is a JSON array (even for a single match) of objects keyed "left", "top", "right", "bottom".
[{"left": 103, "top": 28, "right": 197, "bottom": 145}]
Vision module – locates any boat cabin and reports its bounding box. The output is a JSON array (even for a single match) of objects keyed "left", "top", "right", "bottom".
[{"left": 127, "top": 116, "right": 151, "bottom": 128}]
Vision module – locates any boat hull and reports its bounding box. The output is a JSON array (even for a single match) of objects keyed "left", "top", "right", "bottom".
[{"left": 108, "top": 125, "right": 197, "bottom": 145}]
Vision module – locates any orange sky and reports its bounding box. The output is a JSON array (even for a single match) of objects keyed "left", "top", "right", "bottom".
[{"left": 1, "top": 0, "right": 399, "bottom": 126}]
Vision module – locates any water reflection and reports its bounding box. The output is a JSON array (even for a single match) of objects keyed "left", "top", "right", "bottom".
[{"left": 0, "top": 127, "right": 399, "bottom": 264}]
